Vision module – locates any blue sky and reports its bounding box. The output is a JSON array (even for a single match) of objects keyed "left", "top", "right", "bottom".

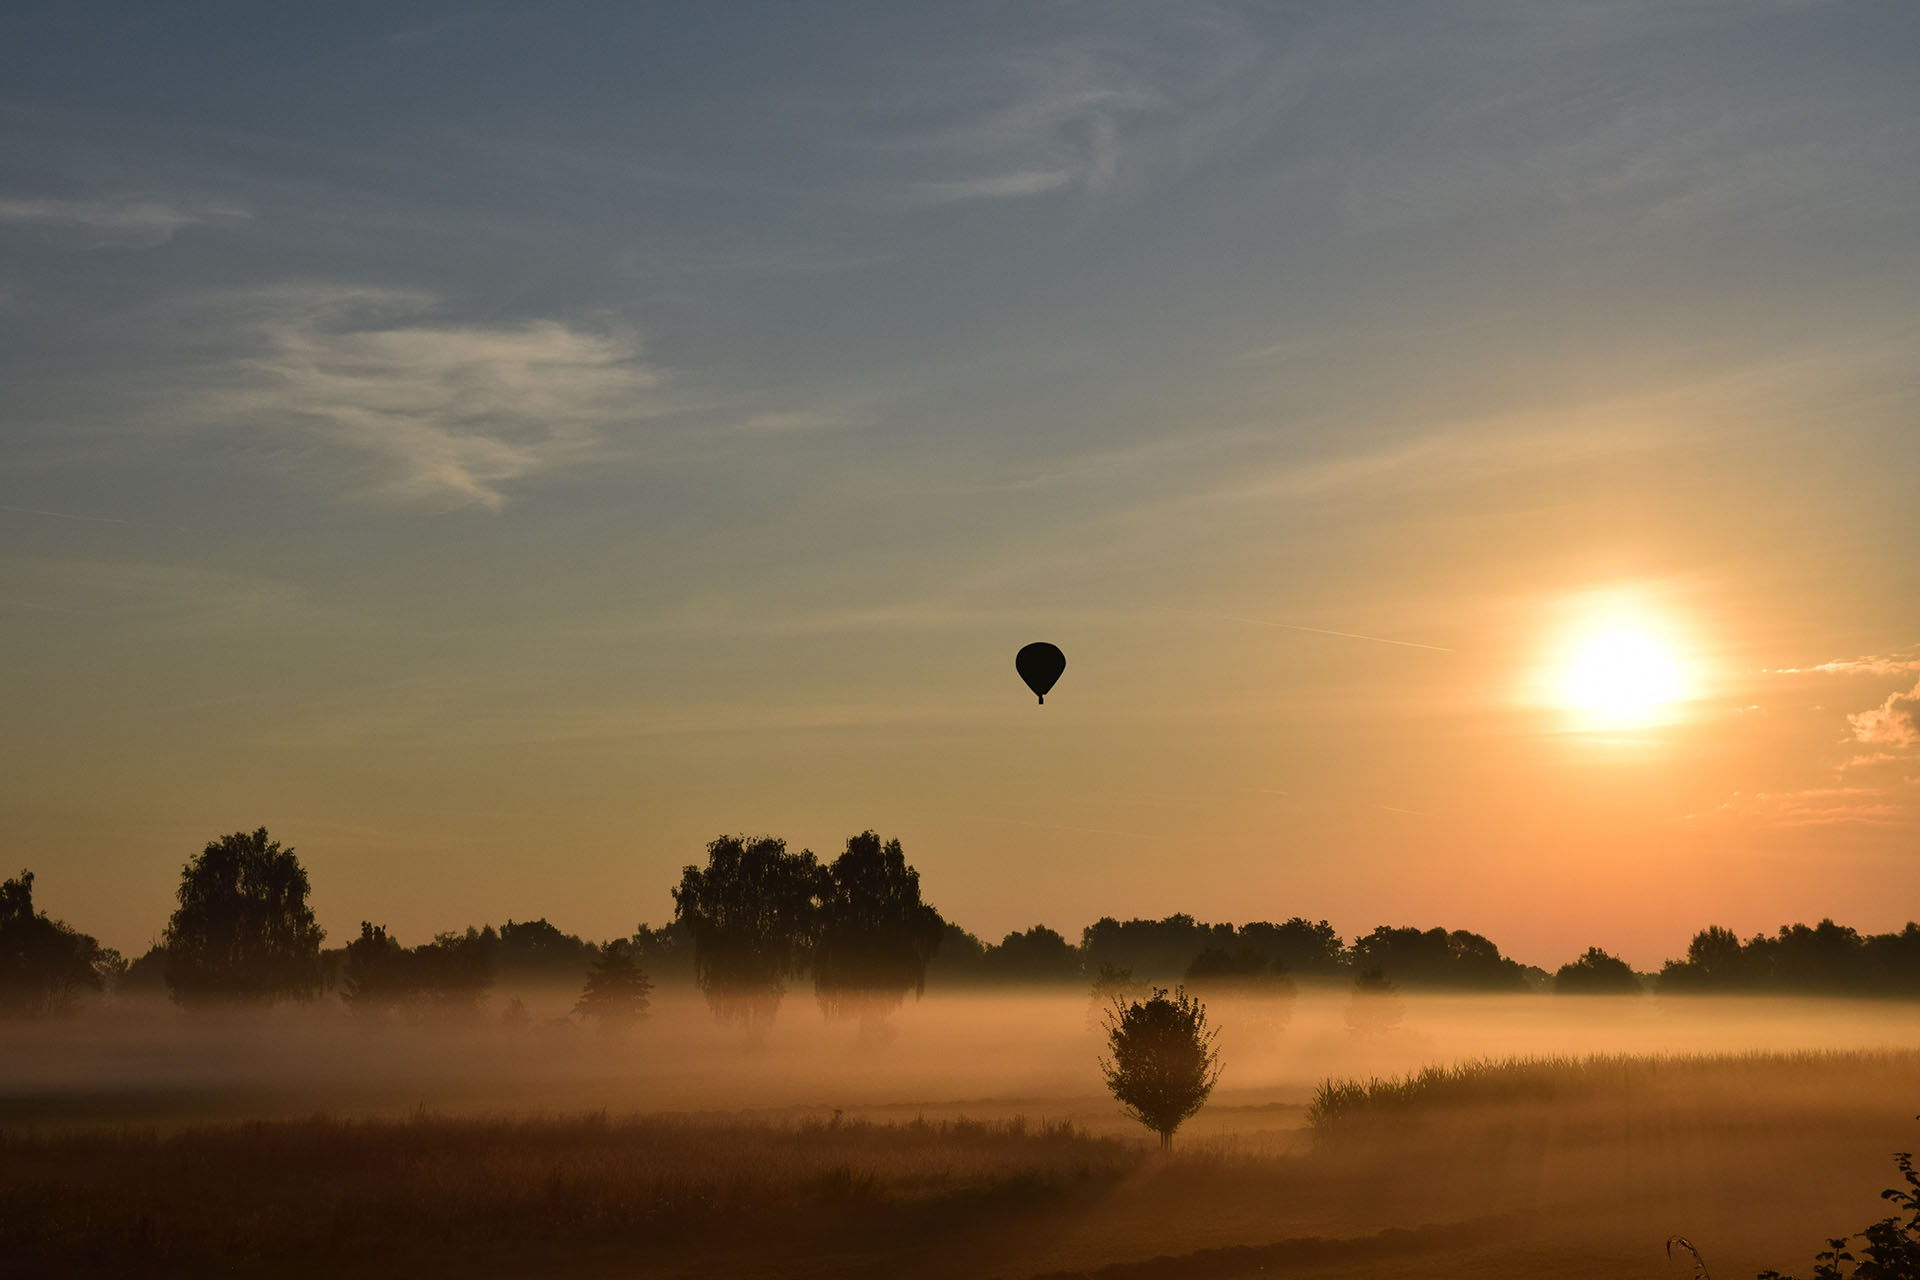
[{"left": 3, "top": 2, "right": 1917, "bottom": 962}]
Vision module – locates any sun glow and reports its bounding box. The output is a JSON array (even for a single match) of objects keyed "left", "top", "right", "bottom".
[{"left": 1559, "top": 626, "right": 1686, "bottom": 727}]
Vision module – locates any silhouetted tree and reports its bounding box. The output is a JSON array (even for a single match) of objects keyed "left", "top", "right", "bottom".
[
  {"left": 1087, "top": 961, "right": 1144, "bottom": 1029},
  {"left": 1080, "top": 914, "right": 1349, "bottom": 985},
  {"left": 1759, "top": 919, "right": 1864, "bottom": 992},
  {"left": 1347, "top": 925, "right": 1528, "bottom": 991},
  {"left": 574, "top": 939, "right": 653, "bottom": 1030},
  {"left": 1658, "top": 924, "right": 1758, "bottom": 992},
  {"left": 1082, "top": 914, "right": 1235, "bottom": 982},
  {"left": 340, "top": 922, "right": 409, "bottom": 1014},
  {"left": 339, "top": 923, "right": 494, "bottom": 1020},
  {"left": 1237, "top": 918, "right": 1348, "bottom": 978},
  {"left": 483, "top": 918, "right": 600, "bottom": 985},
  {"left": 982, "top": 925, "right": 1082, "bottom": 982},
  {"left": 118, "top": 944, "right": 169, "bottom": 995},
  {"left": 1099, "top": 986, "right": 1223, "bottom": 1150},
  {"left": 1184, "top": 945, "right": 1298, "bottom": 1034},
  {"left": 812, "top": 831, "right": 944, "bottom": 1036},
  {"left": 1554, "top": 946, "right": 1642, "bottom": 994},
  {"left": 1863, "top": 924, "right": 1920, "bottom": 997},
  {"left": 924, "top": 922, "right": 991, "bottom": 985},
  {"left": 1184, "top": 945, "right": 1297, "bottom": 998},
  {"left": 411, "top": 929, "right": 494, "bottom": 1015},
  {"left": 0, "top": 871, "right": 113, "bottom": 1017},
  {"left": 1089, "top": 960, "right": 1140, "bottom": 1004},
  {"left": 1344, "top": 967, "right": 1404, "bottom": 1037},
  {"left": 163, "top": 828, "right": 324, "bottom": 1006},
  {"left": 672, "top": 834, "right": 823, "bottom": 1038},
  {"left": 1657, "top": 920, "right": 1920, "bottom": 996},
  {"left": 628, "top": 920, "right": 695, "bottom": 985}
]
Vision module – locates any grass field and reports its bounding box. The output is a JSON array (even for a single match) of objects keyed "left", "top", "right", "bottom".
[{"left": 6, "top": 996, "right": 1918, "bottom": 1277}]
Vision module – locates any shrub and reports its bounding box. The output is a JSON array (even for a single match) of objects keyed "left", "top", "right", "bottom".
[{"left": 1098, "top": 986, "right": 1223, "bottom": 1149}]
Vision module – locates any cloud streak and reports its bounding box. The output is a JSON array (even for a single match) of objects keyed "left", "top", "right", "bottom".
[
  {"left": 189, "top": 287, "right": 667, "bottom": 511},
  {"left": 0, "top": 196, "right": 246, "bottom": 248},
  {"left": 905, "top": 169, "right": 1073, "bottom": 206}
]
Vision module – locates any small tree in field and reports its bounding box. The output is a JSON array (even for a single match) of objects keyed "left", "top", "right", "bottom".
[
  {"left": 574, "top": 940, "right": 653, "bottom": 1030},
  {"left": 1099, "top": 986, "right": 1222, "bottom": 1150}
]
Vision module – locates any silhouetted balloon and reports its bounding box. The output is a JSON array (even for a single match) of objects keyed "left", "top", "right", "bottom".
[{"left": 1015, "top": 642, "right": 1066, "bottom": 705}]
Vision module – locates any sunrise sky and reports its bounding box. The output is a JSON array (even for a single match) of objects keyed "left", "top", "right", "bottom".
[{"left": 3, "top": 3, "right": 1916, "bottom": 966}]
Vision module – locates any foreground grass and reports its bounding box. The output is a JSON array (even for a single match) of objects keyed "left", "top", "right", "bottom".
[
  {"left": 10, "top": 1051, "right": 1916, "bottom": 1279},
  {"left": 1306, "top": 1048, "right": 1920, "bottom": 1140},
  {"left": 0, "top": 1112, "right": 1137, "bottom": 1278}
]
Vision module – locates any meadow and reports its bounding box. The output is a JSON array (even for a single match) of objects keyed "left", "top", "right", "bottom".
[{"left": 5, "top": 990, "right": 1918, "bottom": 1277}]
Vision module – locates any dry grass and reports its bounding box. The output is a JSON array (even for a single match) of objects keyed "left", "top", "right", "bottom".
[
  {"left": 0, "top": 1112, "right": 1137, "bottom": 1278},
  {"left": 1306, "top": 1048, "right": 1920, "bottom": 1139},
  {"left": 7, "top": 1046, "right": 1919, "bottom": 1278}
]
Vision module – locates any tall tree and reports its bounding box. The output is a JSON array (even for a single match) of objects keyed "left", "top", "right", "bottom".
[
  {"left": 0, "top": 871, "right": 112, "bottom": 1017},
  {"left": 812, "top": 831, "right": 944, "bottom": 1035},
  {"left": 1099, "top": 986, "right": 1223, "bottom": 1150},
  {"left": 672, "top": 834, "right": 822, "bottom": 1038},
  {"left": 163, "top": 828, "right": 324, "bottom": 1006}
]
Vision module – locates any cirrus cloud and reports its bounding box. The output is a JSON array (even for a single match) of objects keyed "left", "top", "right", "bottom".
[
  {"left": 189, "top": 287, "right": 668, "bottom": 511},
  {"left": 0, "top": 195, "right": 249, "bottom": 249}
]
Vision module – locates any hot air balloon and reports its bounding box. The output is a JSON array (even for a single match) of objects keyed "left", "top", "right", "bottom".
[{"left": 1015, "top": 642, "right": 1066, "bottom": 705}]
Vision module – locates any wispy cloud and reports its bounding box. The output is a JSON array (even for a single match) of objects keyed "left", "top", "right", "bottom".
[
  {"left": 732, "top": 407, "right": 875, "bottom": 436},
  {"left": 187, "top": 286, "right": 668, "bottom": 511},
  {"left": 905, "top": 169, "right": 1073, "bottom": 206},
  {"left": 0, "top": 196, "right": 247, "bottom": 249},
  {"left": 1771, "top": 650, "right": 1920, "bottom": 677},
  {"left": 1704, "top": 786, "right": 1904, "bottom": 829},
  {"left": 874, "top": 12, "right": 1293, "bottom": 210}
]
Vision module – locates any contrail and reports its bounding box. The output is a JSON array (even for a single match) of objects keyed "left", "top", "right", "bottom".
[
  {"left": 0, "top": 503, "right": 201, "bottom": 534},
  {"left": 977, "top": 816, "right": 1155, "bottom": 841},
  {"left": 1154, "top": 606, "right": 1453, "bottom": 652},
  {"left": 0, "top": 503, "right": 138, "bottom": 525}
]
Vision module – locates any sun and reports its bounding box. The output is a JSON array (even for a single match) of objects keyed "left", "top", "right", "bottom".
[{"left": 1559, "top": 626, "right": 1685, "bottom": 726}]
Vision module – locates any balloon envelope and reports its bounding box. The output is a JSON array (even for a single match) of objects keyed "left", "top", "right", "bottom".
[{"left": 1015, "top": 642, "right": 1066, "bottom": 704}]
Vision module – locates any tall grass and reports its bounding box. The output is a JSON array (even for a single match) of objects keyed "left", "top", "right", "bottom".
[{"left": 1306, "top": 1048, "right": 1920, "bottom": 1138}]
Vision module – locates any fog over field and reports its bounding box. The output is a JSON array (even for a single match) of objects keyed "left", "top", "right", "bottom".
[
  {"left": 9, "top": 989, "right": 1917, "bottom": 1132},
  {"left": 6, "top": 991, "right": 1920, "bottom": 1278}
]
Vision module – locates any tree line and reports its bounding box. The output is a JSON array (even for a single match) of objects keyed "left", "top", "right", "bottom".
[{"left": 6, "top": 825, "right": 1920, "bottom": 1023}]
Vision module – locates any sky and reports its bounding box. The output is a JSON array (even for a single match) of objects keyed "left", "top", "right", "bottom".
[{"left": 2, "top": 1, "right": 1916, "bottom": 968}]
